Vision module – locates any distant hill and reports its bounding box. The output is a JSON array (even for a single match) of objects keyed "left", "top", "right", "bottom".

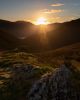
[
  {"left": 22, "top": 18, "right": 80, "bottom": 52},
  {"left": 0, "top": 18, "right": 80, "bottom": 52},
  {"left": 0, "top": 30, "right": 21, "bottom": 49},
  {"left": 0, "top": 19, "right": 35, "bottom": 38},
  {"left": 47, "top": 18, "right": 80, "bottom": 49},
  {"left": 0, "top": 19, "right": 35, "bottom": 50}
]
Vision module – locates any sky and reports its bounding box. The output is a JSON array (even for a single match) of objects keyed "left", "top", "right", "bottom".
[{"left": 0, "top": 0, "right": 80, "bottom": 24}]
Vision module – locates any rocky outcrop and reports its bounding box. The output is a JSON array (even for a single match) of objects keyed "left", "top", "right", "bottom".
[
  {"left": 13, "top": 64, "right": 34, "bottom": 73},
  {"left": 27, "top": 64, "right": 80, "bottom": 100},
  {"left": 12, "top": 64, "right": 41, "bottom": 80}
]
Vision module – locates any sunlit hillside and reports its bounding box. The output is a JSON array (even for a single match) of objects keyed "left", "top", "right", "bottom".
[
  {"left": 36, "top": 42, "right": 80, "bottom": 68},
  {"left": 0, "top": 42, "right": 80, "bottom": 100}
]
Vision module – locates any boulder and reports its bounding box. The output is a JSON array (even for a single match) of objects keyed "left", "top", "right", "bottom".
[{"left": 27, "top": 64, "right": 80, "bottom": 100}]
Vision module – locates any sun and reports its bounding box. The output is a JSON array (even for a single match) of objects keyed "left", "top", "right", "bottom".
[{"left": 35, "top": 17, "right": 48, "bottom": 25}]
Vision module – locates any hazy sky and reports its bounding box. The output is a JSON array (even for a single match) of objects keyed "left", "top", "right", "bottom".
[{"left": 0, "top": 0, "right": 80, "bottom": 23}]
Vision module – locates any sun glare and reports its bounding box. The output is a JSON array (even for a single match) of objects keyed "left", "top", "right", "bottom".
[{"left": 35, "top": 17, "right": 48, "bottom": 25}]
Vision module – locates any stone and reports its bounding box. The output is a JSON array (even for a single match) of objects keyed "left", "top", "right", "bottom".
[{"left": 27, "top": 64, "right": 80, "bottom": 100}]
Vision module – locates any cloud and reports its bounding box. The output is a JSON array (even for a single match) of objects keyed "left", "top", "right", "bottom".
[
  {"left": 41, "top": 9, "right": 64, "bottom": 14},
  {"left": 51, "top": 3, "right": 64, "bottom": 7},
  {"left": 67, "top": 16, "right": 76, "bottom": 21}
]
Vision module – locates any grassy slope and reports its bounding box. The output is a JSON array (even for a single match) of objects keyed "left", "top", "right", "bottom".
[
  {"left": 36, "top": 42, "right": 80, "bottom": 68},
  {"left": 0, "top": 42, "right": 80, "bottom": 100},
  {"left": 0, "top": 50, "right": 53, "bottom": 100}
]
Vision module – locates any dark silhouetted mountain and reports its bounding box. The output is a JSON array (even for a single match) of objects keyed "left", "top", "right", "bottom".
[
  {"left": 47, "top": 18, "right": 80, "bottom": 50},
  {"left": 0, "top": 19, "right": 35, "bottom": 38},
  {"left": 22, "top": 18, "right": 80, "bottom": 52},
  {"left": 0, "top": 19, "right": 35, "bottom": 50},
  {"left": 0, "top": 18, "right": 80, "bottom": 52},
  {"left": 0, "top": 30, "right": 21, "bottom": 49}
]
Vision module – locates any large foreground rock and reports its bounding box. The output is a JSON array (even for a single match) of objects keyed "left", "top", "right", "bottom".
[{"left": 27, "top": 64, "right": 80, "bottom": 100}]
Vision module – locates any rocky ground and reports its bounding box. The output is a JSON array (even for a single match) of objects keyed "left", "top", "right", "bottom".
[
  {"left": 27, "top": 64, "right": 80, "bottom": 100},
  {"left": 0, "top": 51, "right": 80, "bottom": 100}
]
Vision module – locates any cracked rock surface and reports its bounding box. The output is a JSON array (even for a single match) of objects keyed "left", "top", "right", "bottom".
[{"left": 27, "top": 65, "right": 80, "bottom": 100}]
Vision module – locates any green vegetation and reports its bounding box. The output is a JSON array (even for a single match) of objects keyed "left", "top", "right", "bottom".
[
  {"left": 0, "top": 51, "right": 53, "bottom": 100},
  {"left": 0, "top": 43, "right": 80, "bottom": 100}
]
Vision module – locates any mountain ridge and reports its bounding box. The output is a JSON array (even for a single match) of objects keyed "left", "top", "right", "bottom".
[{"left": 0, "top": 18, "right": 80, "bottom": 52}]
